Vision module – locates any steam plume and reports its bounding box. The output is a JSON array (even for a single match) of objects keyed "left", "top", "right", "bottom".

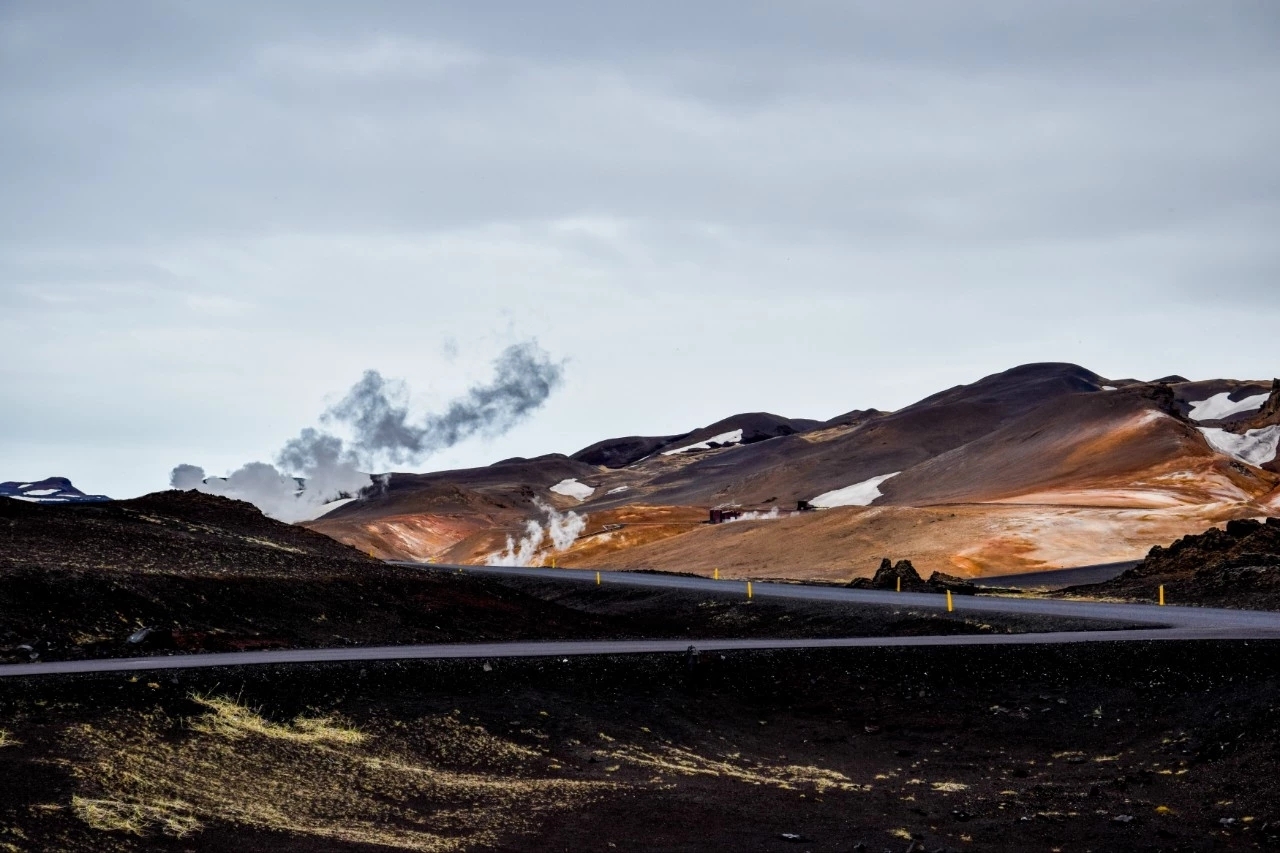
[
  {"left": 725, "top": 507, "right": 788, "bottom": 522},
  {"left": 491, "top": 498, "right": 587, "bottom": 566},
  {"left": 170, "top": 341, "right": 564, "bottom": 522}
]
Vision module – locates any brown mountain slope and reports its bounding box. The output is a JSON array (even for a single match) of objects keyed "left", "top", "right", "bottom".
[{"left": 301, "top": 363, "right": 1280, "bottom": 577}]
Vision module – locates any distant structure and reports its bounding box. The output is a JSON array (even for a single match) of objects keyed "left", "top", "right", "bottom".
[{"left": 708, "top": 509, "right": 742, "bottom": 524}]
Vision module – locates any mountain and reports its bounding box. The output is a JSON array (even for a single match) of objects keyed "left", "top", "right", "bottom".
[
  {"left": 0, "top": 477, "right": 110, "bottom": 504},
  {"left": 305, "top": 363, "right": 1280, "bottom": 579}
]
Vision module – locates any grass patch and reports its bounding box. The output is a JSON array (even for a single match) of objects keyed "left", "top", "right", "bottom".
[
  {"left": 188, "top": 694, "right": 365, "bottom": 745},
  {"left": 64, "top": 695, "right": 610, "bottom": 851},
  {"left": 72, "top": 796, "right": 200, "bottom": 837}
]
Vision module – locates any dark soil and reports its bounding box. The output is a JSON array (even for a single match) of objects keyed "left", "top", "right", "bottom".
[
  {"left": 1, "top": 493, "right": 1134, "bottom": 664},
  {"left": 1071, "top": 517, "right": 1280, "bottom": 609},
  {"left": 2, "top": 641, "right": 1278, "bottom": 851}
]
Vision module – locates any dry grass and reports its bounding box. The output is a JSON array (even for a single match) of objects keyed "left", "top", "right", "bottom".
[
  {"left": 600, "top": 736, "right": 869, "bottom": 793},
  {"left": 188, "top": 694, "right": 365, "bottom": 745},
  {"left": 72, "top": 796, "right": 201, "bottom": 838},
  {"left": 65, "top": 696, "right": 611, "bottom": 851},
  {"left": 0, "top": 729, "right": 18, "bottom": 748}
]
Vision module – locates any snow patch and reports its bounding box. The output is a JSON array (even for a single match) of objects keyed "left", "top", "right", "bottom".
[
  {"left": 1199, "top": 426, "right": 1280, "bottom": 467},
  {"left": 606, "top": 486, "right": 629, "bottom": 495},
  {"left": 810, "top": 472, "right": 901, "bottom": 508},
  {"left": 1188, "top": 391, "right": 1270, "bottom": 422},
  {"left": 23, "top": 489, "right": 60, "bottom": 496},
  {"left": 1100, "top": 385, "right": 1117, "bottom": 391},
  {"left": 661, "top": 429, "right": 744, "bottom": 456},
  {"left": 299, "top": 497, "right": 357, "bottom": 520},
  {"left": 550, "top": 478, "right": 595, "bottom": 501}
]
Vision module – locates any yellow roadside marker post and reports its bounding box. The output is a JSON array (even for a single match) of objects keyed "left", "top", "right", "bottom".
[
  {"left": 747, "top": 581, "right": 753, "bottom": 600},
  {"left": 896, "top": 576, "right": 901, "bottom": 593},
  {"left": 596, "top": 571, "right": 601, "bottom": 586},
  {"left": 1159, "top": 585, "right": 1165, "bottom": 606},
  {"left": 714, "top": 567, "right": 720, "bottom": 580},
  {"left": 551, "top": 557, "right": 556, "bottom": 569},
  {"left": 947, "top": 589, "right": 954, "bottom": 612}
]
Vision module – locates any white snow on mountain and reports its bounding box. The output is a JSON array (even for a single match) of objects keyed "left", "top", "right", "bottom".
[
  {"left": 0, "top": 478, "right": 111, "bottom": 504},
  {"left": 661, "top": 429, "right": 745, "bottom": 456},
  {"left": 1188, "top": 391, "right": 1270, "bottom": 421},
  {"left": 1198, "top": 426, "right": 1280, "bottom": 467},
  {"left": 550, "top": 478, "right": 595, "bottom": 501},
  {"left": 299, "top": 497, "right": 357, "bottom": 520},
  {"left": 810, "top": 472, "right": 901, "bottom": 508},
  {"left": 606, "top": 486, "right": 630, "bottom": 495}
]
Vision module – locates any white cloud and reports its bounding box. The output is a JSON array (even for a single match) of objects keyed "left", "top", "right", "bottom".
[{"left": 256, "top": 36, "right": 482, "bottom": 80}]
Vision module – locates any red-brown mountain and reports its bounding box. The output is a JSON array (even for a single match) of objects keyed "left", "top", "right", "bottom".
[{"left": 307, "top": 363, "right": 1280, "bottom": 580}]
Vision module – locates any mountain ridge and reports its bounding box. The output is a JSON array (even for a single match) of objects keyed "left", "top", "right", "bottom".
[{"left": 248, "top": 363, "right": 1280, "bottom": 576}]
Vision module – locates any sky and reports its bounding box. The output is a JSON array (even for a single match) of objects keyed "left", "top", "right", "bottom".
[{"left": 2, "top": 0, "right": 1278, "bottom": 498}]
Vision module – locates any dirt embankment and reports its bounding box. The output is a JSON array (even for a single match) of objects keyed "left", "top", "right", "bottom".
[
  {"left": 2, "top": 493, "right": 1140, "bottom": 664},
  {"left": 1070, "top": 517, "right": 1280, "bottom": 609},
  {"left": 2, "top": 641, "right": 1278, "bottom": 851}
]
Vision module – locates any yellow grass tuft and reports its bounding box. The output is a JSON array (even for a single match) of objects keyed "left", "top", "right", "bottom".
[
  {"left": 72, "top": 796, "right": 201, "bottom": 837},
  {"left": 188, "top": 694, "right": 365, "bottom": 745},
  {"left": 0, "top": 730, "right": 19, "bottom": 748},
  {"left": 603, "top": 741, "right": 869, "bottom": 793}
]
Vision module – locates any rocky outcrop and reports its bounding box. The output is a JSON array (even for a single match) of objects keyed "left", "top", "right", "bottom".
[
  {"left": 849, "top": 558, "right": 930, "bottom": 591},
  {"left": 1126, "top": 517, "right": 1280, "bottom": 579},
  {"left": 849, "top": 559, "right": 974, "bottom": 594},
  {"left": 1076, "top": 516, "right": 1280, "bottom": 608},
  {"left": 926, "top": 571, "right": 977, "bottom": 595}
]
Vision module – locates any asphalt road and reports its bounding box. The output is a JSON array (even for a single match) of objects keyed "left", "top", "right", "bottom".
[{"left": 5, "top": 562, "right": 1280, "bottom": 679}]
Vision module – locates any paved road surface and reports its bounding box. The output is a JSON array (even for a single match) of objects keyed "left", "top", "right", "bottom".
[{"left": 4, "top": 563, "right": 1279, "bottom": 679}]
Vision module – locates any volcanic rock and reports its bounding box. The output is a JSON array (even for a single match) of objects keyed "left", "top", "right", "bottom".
[
  {"left": 926, "top": 572, "right": 977, "bottom": 595},
  {"left": 850, "top": 559, "right": 930, "bottom": 591}
]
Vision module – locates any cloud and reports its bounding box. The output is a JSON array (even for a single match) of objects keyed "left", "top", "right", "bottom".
[{"left": 1, "top": 1, "right": 1277, "bottom": 498}]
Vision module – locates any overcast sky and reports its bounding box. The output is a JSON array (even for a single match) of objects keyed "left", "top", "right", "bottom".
[{"left": 2, "top": 0, "right": 1278, "bottom": 498}]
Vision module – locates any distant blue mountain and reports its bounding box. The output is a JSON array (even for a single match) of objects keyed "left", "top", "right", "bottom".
[{"left": 0, "top": 477, "right": 111, "bottom": 503}]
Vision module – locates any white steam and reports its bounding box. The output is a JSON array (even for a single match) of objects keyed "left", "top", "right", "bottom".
[
  {"left": 491, "top": 498, "right": 588, "bottom": 566},
  {"left": 170, "top": 460, "right": 366, "bottom": 524},
  {"left": 725, "top": 506, "right": 788, "bottom": 523},
  {"left": 169, "top": 341, "right": 564, "bottom": 522}
]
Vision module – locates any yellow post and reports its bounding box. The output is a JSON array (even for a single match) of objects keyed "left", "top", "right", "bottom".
[
  {"left": 947, "top": 589, "right": 954, "bottom": 612},
  {"left": 747, "top": 581, "right": 753, "bottom": 600},
  {"left": 1159, "top": 585, "right": 1165, "bottom": 606},
  {"left": 551, "top": 557, "right": 556, "bottom": 569},
  {"left": 714, "top": 567, "right": 720, "bottom": 580},
  {"left": 596, "top": 571, "right": 601, "bottom": 586},
  {"left": 896, "top": 576, "right": 901, "bottom": 593}
]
